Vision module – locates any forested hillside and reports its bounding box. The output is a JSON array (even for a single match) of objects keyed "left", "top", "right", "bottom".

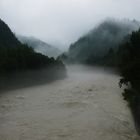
[
  {"left": 17, "top": 35, "right": 62, "bottom": 58},
  {"left": 0, "top": 19, "right": 20, "bottom": 48},
  {"left": 0, "top": 19, "right": 65, "bottom": 73},
  {"left": 61, "top": 19, "right": 140, "bottom": 65},
  {"left": 119, "top": 30, "right": 140, "bottom": 129}
]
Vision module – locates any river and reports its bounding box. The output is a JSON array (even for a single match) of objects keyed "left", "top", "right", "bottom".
[{"left": 0, "top": 65, "right": 139, "bottom": 140}]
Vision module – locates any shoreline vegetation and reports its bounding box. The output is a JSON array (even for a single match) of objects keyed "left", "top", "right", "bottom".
[
  {"left": 60, "top": 21, "right": 140, "bottom": 135},
  {"left": 0, "top": 67, "right": 66, "bottom": 93},
  {"left": 0, "top": 17, "right": 140, "bottom": 135},
  {"left": 0, "top": 18, "right": 66, "bottom": 92},
  {"left": 119, "top": 30, "right": 140, "bottom": 134}
]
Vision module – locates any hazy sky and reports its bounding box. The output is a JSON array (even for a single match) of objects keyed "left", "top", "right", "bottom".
[{"left": 0, "top": 0, "right": 140, "bottom": 50}]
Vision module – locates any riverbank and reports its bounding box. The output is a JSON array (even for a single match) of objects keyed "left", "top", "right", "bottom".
[
  {"left": 122, "top": 88, "right": 140, "bottom": 135},
  {"left": 0, "top": 65, "right": 139, "bottom": 140},
  {"left": 0, "top": 66, "right": 66, "bottom": 93}
]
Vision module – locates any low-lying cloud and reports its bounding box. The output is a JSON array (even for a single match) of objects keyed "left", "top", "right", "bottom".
[{"left": 0, "top": 0, "right": 140, "bottom": 50}]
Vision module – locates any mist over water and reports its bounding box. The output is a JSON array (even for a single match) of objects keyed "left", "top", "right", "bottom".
[
  {"left": 0, "top": 65, "right": 139, "bottom": 140},
  {"left": 0, "top": 0, "right": 140, "bottom": 139},
  {"left": 0, "top": 67, "right": 66, "bottom": 92}
]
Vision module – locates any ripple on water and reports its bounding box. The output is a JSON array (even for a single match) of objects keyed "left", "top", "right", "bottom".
[{"left": 59, "top": 101, "right": 88, "bottom": 108}]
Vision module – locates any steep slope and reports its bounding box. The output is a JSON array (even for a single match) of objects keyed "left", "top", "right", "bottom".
[
  {"left": 66, "top": 19, "right": 140, "bottom": 63},
  {"left": 17, "top": 36, "right": 62, "bottom": 58},
  {"left": 0, "top": 19, "right": 20, "bottom": 48},
  {"left": 118, "top": 29, "right": 140, "bottom": 133},
  {"left": 0, "top": 19, "right": 66, "bottom": 73}
]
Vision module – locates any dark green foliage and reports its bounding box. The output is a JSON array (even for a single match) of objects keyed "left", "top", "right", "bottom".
[
  {"left": 0, "top": 19, "right": 66, "bottom": 74},
  {"left": 122, "top": 89, "right": 139, "bottom": 106},
  {"left": 64, "top": 19, "right": 139, "bottom": 64},
  {"left": 0, "top": 19, "right": 66, "bottom": 90},
  {"left": 0, "top": 19, "right": 20, "bottom": 48},
  {"left": 85, "top": 47, "right": 119, "bottom": 66},
  {"left": 119, "top": 29, "right": 140, "bottom": 91},
  {"left": 0, "top": 44, "right": 64, "bottom": 73},
  {"left": 119, "top": 29, "right": 140, "bottom": 132}
]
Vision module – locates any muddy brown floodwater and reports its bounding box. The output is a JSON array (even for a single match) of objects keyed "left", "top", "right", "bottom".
[{"left": 0, "top": 65, "right": 139, "bottom": 140}]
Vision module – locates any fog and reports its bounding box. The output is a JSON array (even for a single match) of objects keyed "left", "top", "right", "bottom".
[
  {"left": 0, "top": 65, "right": 139, "bottom": 139},
  {"left": 0, "top": 67, "right": 66, "bottom": 92},
  {"left": 0, "top": 0, "right": 140, "bottom": 50}
]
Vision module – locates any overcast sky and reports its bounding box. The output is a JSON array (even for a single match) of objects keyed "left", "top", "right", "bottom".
[{"left": 0, "top": 0, "right": 140, "bottom": 50}]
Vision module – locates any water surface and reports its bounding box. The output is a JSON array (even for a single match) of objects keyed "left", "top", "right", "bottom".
[{"left": 0, "top": 65, "right": 139, "bottom": 140}]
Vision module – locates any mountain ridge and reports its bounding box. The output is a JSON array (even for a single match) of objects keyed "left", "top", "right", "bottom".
[
  {"left": 0, "top": 19, "right": 21, "bottom": 48},
  {"left": 65, "top": 19, "right": 140, "bottom": 63},
  {"left": 17, "top": 35, "right": 62, "bottom": 58}
]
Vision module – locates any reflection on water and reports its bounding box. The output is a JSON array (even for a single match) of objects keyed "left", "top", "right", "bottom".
[{"left": 0, "top": 65, "right": 139, "bottom": 140}]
